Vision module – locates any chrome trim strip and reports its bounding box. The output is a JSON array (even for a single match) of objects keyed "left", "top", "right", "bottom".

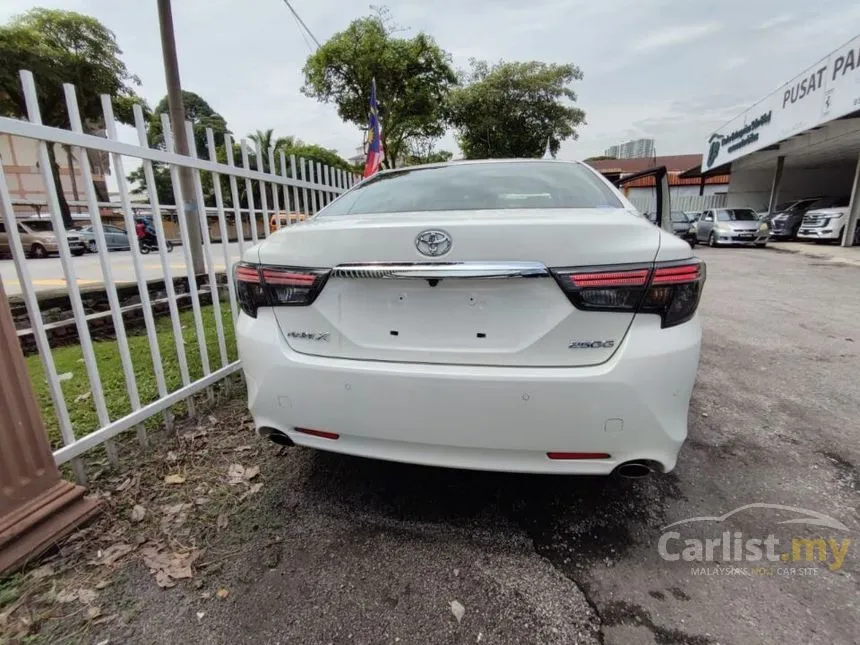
[{"left": 332, "top": 261, "right": 549, "bottom": 280}]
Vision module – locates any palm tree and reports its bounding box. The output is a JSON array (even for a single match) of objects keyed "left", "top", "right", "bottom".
[{"left": 248, "top": 129, "right": 275, "bottom": 171}]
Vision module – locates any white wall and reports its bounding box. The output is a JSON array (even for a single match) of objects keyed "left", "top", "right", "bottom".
[
  {"left": 626, "top": 184, "right": 725, "bottom": 201},
  {"left": 727, "top": 162, "right": 857, "bottom": 209},
  {"left": 726, "top": 168, "right": 774, "bottom": 209}
]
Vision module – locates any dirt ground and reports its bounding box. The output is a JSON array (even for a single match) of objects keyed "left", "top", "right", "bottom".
[{"left": 1, "top": 247, "right": 858, "bottom": 645}]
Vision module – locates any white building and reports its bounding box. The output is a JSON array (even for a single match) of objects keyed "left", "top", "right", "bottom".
[
  {"left": 605, "top": 138, "right": 656, "bottom": 160},
  {"left": 685, "top": 33, "right": 860, "bottom": 247}
]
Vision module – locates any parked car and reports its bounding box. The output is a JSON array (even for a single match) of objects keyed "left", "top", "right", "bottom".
[
  {"left": 76, "top": 224, "right": 131, "bottom": 253},
  {"left": 797, "top": 197, "right": 858, "bottom": 244},
  {"left": 269, "top": 211, "right": 308, "bottom": 232},
  {"left": 670, "top": 211, "right": 697, "bottom": 246},
  {"left": 759, "top": 198, "right": 819, "bottom": 226},
  {"left": 696, "top": 208, "right": 769, "bottom": 247},
  {"left": 769, "top": 197, "right": 839, "bottom": 239},
  {"left": 235, "top": 160, "right": 706, "bottom": 476},
  {"left": 684, "top": 211, "right": 703, "bottom": 223},
  {"left": 0, "top": 219, "right": 86, "bottom": 258}
]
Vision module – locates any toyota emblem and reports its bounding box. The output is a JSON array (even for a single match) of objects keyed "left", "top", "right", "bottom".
[{"left": 415, "top": 230, "right": 452, "bottom": 257}]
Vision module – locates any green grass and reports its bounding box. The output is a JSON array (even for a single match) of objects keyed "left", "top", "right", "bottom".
[{"left": 26, "top": 303, "right": 238, "bottom": 450}]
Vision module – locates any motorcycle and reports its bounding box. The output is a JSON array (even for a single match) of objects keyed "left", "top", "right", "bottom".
[{"left": 138, "top": 237, "right": 174, "bottom": 254}]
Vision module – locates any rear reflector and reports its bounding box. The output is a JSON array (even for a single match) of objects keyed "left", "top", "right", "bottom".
[
  {"left": 294, "top": 427, "right": 340, "bottom": 440},
  {"left": 547, "top": 452, "right": 611, "bottom": 460}
]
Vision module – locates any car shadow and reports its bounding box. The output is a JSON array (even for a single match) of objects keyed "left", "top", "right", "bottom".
[{"left": 295, "top": 449, "right": 684, "bottom": 561}]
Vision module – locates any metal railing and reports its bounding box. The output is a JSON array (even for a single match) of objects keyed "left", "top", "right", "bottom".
[{"left": 0, "top": 70, "right": 358, "bottom": 482}]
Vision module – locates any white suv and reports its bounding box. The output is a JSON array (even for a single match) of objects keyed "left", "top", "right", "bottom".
[
  {"left": 797, "top": 197, "right": 857, "bottom": 243},
  {"left": 235, "top": 160, "right": 705, "bottom": 476}
]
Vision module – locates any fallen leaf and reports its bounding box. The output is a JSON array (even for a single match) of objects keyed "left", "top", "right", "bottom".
[
  {"left": 141, "top": 546, "right": 202, "bottom": 588},
  {"left": 166, "top": 451, "right": 179, "bottom": 462},
  {"left": 238, "top": 482, "right": 263, "bottom": 501},
  {"left": 74, "top": 391, "right": 91, "bottom": 403},
  {"left": 216, "top": 588, "right": 229, "bottom": 600},
  {"left": 164, "top": 474, "right": 186, "bottom": 485},
  {"left": 216, "top": 513, "right": 229, "bottom": 530},
  {"left": 86, "top": 606, "right": 102, "bottom": 620},
  {"left": 56, "top": 589, "right": 78, "bottom": 604},
  {"left": 227, "top": 464, "right": 245, "bottom": 485},
  {"left": 95, "top": 580, "right": 111, "bottom": 590},
  {"left": 115, "top": 477, "right": 133, "bottom": 492},
  {"left": 58, "top": 372, "right": 73, "bottom": 382},
  {"left": 163, "top": 503, "right": 188, "bottom": 516},
  {"left": 243, "top": 465, "right": 260, "bottom": 481},
  {"left": 29, "top": 564, "right": 55, "bottom": 580},
  {"left": 450, "top": 600, "right": 465, "bottom": 624},
  {"left": 77, "top": 588, "right": 97, "bottom": 605},
  {"left": 99, "top": 543, "right": 135, "bottom": 566},
  {"left": 196, "top": 611, "right": 206, "bottom": 621},
  {"left": 233, "top": 445, "right": 253, "bottom": 452},
  {"left": 155, "top": 570, "right": 175, "bottom": 589},
  {"left": 131, "top": 505, "right": 146, "bottom": 522},
  {"left": 195, "top": 497, "right": 210, "bottom": 506}
]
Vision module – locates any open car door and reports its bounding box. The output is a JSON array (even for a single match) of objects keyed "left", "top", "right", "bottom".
[{"left": 613, "top": 166, "right": 673, "bottom": 234}]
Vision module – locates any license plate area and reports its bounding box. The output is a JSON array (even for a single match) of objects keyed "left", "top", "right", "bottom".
[{"left": 346, "top": 278, "right": 545, "bottom": 351}]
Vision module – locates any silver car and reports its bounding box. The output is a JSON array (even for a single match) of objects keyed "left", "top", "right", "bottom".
[
  {"left": 76, "top": 224, "right": 131, "bottom": 253},
  {"left": 695, "top": 208, "right": 769, "bottom": 247}
]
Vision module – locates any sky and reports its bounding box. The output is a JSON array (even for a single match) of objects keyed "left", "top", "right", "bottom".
[{"left": 2, "top": 0, "right": 860, "bottom": 163}]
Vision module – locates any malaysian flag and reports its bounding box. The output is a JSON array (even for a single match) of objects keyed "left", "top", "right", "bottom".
[{"left": 363, "top": 78, "right": 384, "bottom": 178}]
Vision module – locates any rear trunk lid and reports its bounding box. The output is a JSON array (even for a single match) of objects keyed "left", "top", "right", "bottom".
[{"left": 258, "top": 209, "right": 666, "bottom": 367}]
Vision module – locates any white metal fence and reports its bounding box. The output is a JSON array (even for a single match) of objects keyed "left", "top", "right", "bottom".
[
  {"left": 629, "top": 194, "right": 728, "bottom": 214},
  {"left": 0, "top": 70, "right": 357, "bottom": 482}
]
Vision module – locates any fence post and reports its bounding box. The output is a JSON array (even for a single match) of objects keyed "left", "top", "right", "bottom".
[{"left": 0, "top": 279, "right": 99, "bottom": 574}]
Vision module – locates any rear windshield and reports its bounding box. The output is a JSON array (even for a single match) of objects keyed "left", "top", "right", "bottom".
[
  {"left": 317, "top": 162, "right": 623, "bottom": 216},
  {"left": 716, "top": 209, "right": 758, "bottom": 221}
]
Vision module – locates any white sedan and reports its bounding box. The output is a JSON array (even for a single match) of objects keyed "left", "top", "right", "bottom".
[{"left": 235, "top": 160, "right": 705, "bottom": 477}]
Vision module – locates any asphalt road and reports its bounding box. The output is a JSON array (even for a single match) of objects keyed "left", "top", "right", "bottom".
[
  {"left": 0, "top": 241, "right": 246, "bottom": 295},
  {"left": 95, "top": 247, "right": 860, "bottom": 644}
]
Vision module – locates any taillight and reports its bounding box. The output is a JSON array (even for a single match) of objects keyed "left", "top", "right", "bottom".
[
  {"left": 233, "top": 262, "right": 330, "bottom": 317},
  {"left": 551, "top": 259, "right": 705, "bottom": 328}
]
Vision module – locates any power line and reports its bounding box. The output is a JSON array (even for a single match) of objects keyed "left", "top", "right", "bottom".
[{"left": 280, "top": 0, "right": 321, "bottom": 50}]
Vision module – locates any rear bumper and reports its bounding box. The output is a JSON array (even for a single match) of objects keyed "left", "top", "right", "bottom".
[{"left": 237, "top": 310, "right": 701, "bottom": 474}]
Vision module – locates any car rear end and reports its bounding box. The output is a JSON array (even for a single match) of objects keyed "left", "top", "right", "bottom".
[{"left": 235, "top": 161, "right": 705, "bottom": 474}]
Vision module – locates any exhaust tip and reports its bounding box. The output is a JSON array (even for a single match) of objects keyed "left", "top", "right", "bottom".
[
  {"left": 259, "top": 427, "right": 294, "bottom": 447},
  {"left": 614, "top": 461, "right": 654, "bottom": 479}
]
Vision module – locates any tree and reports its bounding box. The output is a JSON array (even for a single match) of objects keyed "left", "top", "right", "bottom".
[
  {"left": 302, "top": 9, "right": 456, "bottom": 169},
  {"left": 403, "top": 137, "right": 453, "bottom": 166},
  {"left": 128, "top": 91, "right": 230, "bottom": 206},
  {"left": 448, "top": 59, "right": 586, "bottom": 160},
  {"left": 0, "top": 8, "right": 144, "bottom": 227},
  {"left": 146, "top": 90, "right": 228, "bottom": 159}
]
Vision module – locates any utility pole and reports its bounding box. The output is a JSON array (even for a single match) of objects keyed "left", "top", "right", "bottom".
[{"left": 156, "top": 0, "right": 204, "bottom": 275}]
